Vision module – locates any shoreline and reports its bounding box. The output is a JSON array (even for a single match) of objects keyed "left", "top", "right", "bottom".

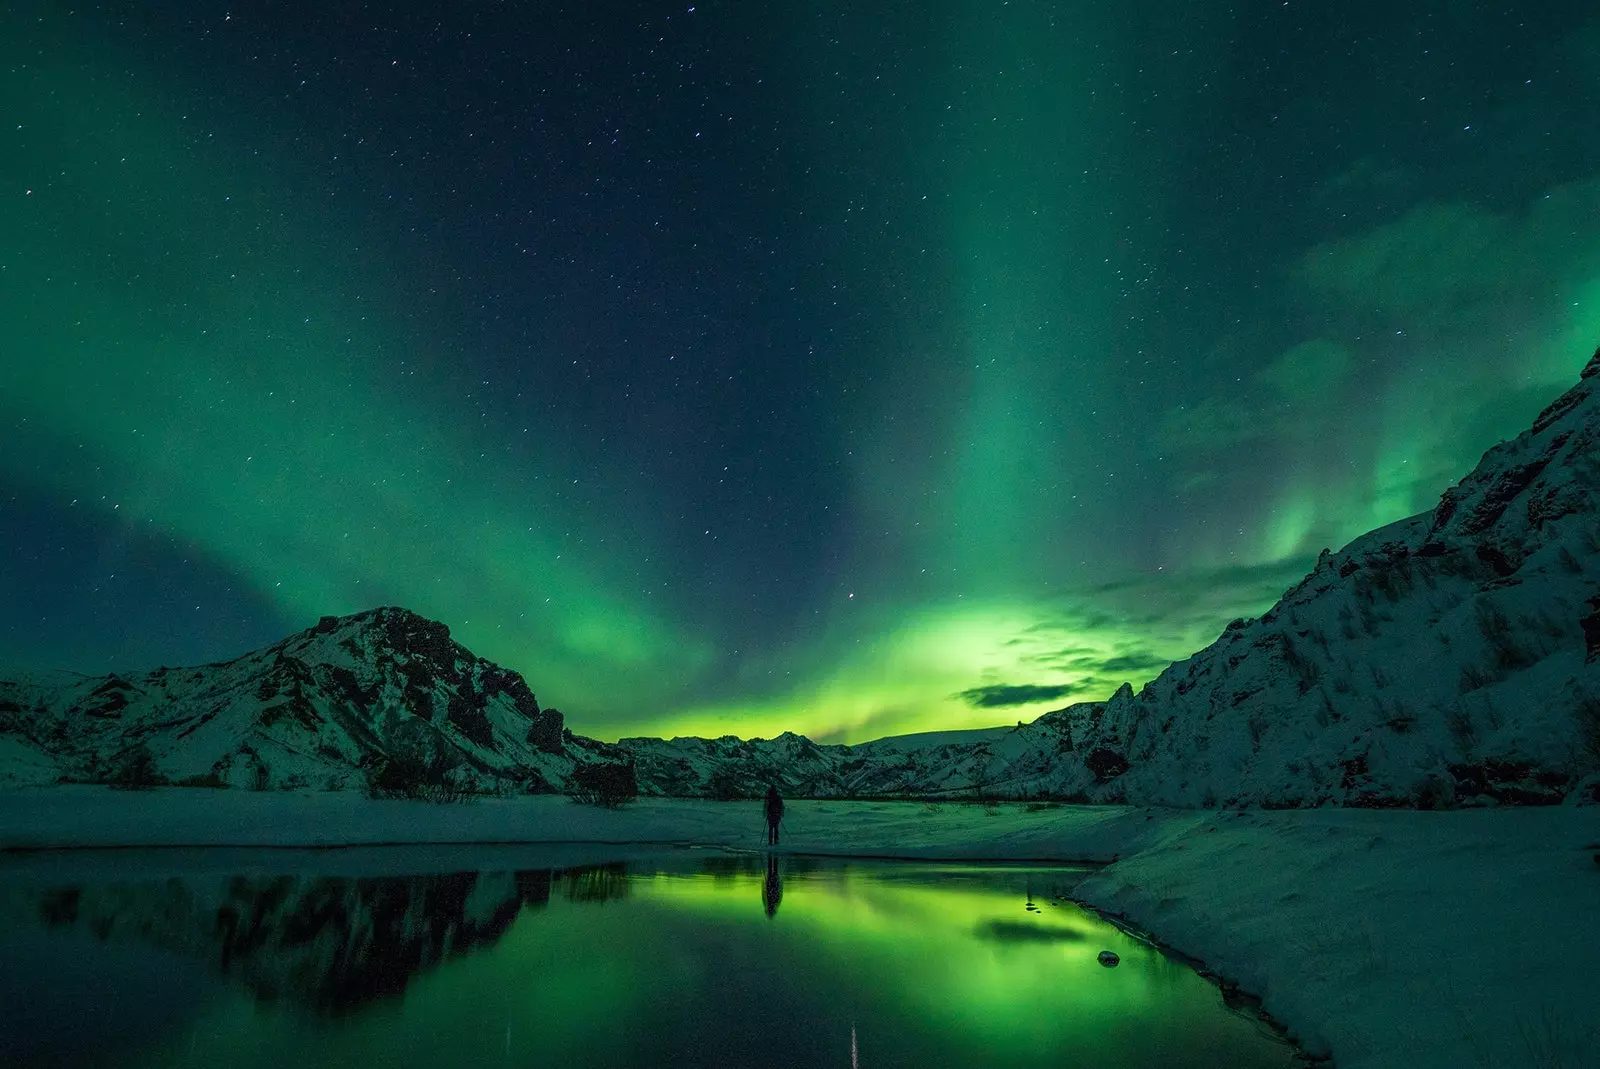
[{"left": 1077, "top": 901, "right": 1322, "bottom": 1066}]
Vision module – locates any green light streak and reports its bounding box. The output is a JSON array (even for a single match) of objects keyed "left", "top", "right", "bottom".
[
  {"left": 6, "top": 9, "right": 1597, "bottom": 748},
  {"left": 928, "top": 2, "right": 1117, "bottom": 590},
  {"left": 0, "top": 36, "right": 710, "bottom": 715}
]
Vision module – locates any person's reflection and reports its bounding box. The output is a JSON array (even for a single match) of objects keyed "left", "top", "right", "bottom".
[{"left": 762, "top": 854, "right": 783, "bottom": 918}]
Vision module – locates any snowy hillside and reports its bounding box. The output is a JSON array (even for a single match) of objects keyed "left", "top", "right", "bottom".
[
  {"left": 614, "top": 725, "right": 1032, "bottom": 799},
  {"left": 0, "top": 607, "right": 625, "bottom": 792},
  {"left": 0, "top": 604, "right": 1042, "bottom": 800},
  {"left": 609, "top": 710, "right": 1118, "bottom": 801},
  {"left": 1051, "top": 348, "right": 1600, "bottom": 806}
]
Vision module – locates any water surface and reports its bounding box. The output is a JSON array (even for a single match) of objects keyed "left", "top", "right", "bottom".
[{"left": 0, "top": 852, "right": 1296, "bottom": 1068}]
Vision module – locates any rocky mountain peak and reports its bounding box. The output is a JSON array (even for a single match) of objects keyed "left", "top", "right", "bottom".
[
  {"left": 0, "top": 606, "right": 588, "bottom": 790},
  {"left": 301, "top": 606, "right": 459, "bottom": 669}
]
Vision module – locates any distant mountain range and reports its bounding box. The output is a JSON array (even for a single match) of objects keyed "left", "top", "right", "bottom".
[{"left": 4, "top": 347, "right": 1598, "bottom": 807}]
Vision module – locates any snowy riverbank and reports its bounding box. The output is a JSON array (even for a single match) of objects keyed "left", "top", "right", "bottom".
[{"left": 2, "top": 788, "right": 1595, "bottom": 1069}]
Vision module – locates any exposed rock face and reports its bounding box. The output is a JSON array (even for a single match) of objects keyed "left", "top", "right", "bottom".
[
  {"left": 0, "top": 606, "right": 623, "bottom": 792},
  {"left": 526, "top": 707, "right": 566, "bottom": 755}
]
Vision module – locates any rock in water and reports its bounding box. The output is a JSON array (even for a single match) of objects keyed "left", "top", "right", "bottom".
[{"left": 1097, "top": 950, "right": 1120, "bottom": 967}]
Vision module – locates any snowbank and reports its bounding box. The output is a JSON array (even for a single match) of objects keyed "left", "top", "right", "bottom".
[
  {"left": 1, "top": 788, "right": 1595, "bottom": 1069},
  {"left": 1071, "top": 806, "right": 1599, "bottom": 1069}
]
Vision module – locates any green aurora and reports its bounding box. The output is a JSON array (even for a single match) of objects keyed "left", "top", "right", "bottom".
[{"left": 2, "top": 3, "right": 1597, "bottom": 741}]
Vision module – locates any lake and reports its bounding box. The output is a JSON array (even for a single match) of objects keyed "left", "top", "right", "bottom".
[{"left": 0, "top": 851, "right": 1298, "bottom": 1068}]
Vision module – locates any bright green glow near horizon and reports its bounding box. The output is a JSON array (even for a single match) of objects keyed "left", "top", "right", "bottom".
[
  {"left": 644, "top": 602, "right": 1124, "bottom": 742},
  {"left": 637, "top": 569, "right": 1304, "bottom": 744}
]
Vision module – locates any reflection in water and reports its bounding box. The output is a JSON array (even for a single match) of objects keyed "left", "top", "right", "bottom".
[
  {"left": 10, "top": 870, "right": 553, "bottom": 1015},
  {"left": 763, "top": 854, "right": 783, "bottom": 918},
  {"left": 0, "top": 856, "right": 1298, "bottom": 1069},
  {"left": 974, "top": 918, "right": 1086, "bottom": 943},
  {"left": 3, "top": 864, "right": 643, "bottom": 1017},
  {"left": 560, "top": 862, "right": 631, "bottom": 905}
]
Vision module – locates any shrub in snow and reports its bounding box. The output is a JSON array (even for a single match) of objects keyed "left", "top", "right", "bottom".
[
  {"left": 107, "top": 743, "right": 165, "bottom": 790},
  {"left": 1578, "top": 695, "right": 1600, "bottom": 770},
  {"left": 365, "top": 750, "right": 472, "bottom": 803},
  {"left": 568, "top": 761, "right": 638, "bottom": 809}
]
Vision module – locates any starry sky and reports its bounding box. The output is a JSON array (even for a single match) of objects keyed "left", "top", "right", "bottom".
[{"left": 3, "top": 1, "right": 1598, "bottom": 742}]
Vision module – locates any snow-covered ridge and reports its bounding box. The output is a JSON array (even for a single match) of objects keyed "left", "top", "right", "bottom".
[
  {"left": 1070, "top": 347, "right": 1600, "bottom": 806},
  {"left": 613, "top": 724, "right": 1046, "bottom": 799},
  {"left": 0, "top": 606, "right": 623, "bottom": 792},
  {"left": 0, "top": 603, "right": 1037, "bottom": 799}
]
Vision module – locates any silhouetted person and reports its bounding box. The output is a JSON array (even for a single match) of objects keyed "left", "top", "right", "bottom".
[
  {"left": 763, "top": 854, "right": 783, "bottom": 918},
  {"left": 764, "top": 784, "right": 784, "bottom": 845}
]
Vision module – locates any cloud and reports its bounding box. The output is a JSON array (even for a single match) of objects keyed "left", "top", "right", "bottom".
[
  {"left": 956, "top": 681, "right": 1091, "bottom": 708},
  {"left": 973, "top": 920, "right": 1086, "bottom": 944},
  {"left": 1025, "top": 647, "right": 1170, "bottom": 679},
  {"left": 1095, "top": 652, "right": 1174, "bottom": 676},
  {"left": 1157, "top": 394, "right": 1270, "bottom": 453},
  {"left": 1157, "top": 338, "right": 1356, "bottom": 454},
  {"left": 1296, "top": 178, "right": 1600, "bottom": 337},
  {"left": 1257, "top": 339, "right": 1355, "bottom": 401}
]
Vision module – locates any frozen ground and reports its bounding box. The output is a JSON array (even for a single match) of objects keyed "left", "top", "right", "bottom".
[{"left": 1, "top": 788, "right": 1596, "bottom": 1069}]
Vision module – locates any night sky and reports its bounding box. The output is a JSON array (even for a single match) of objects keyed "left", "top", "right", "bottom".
[{"left": 3, "top": 1, "right": 1597, "bottom": 742}]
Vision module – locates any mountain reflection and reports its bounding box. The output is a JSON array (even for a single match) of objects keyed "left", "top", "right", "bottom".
[
  {"left": 972, "top": 919, "right": 1085, "bottom": 944},
  {"left": 0, "top": 859, "right": 1301, "bottom": 1069},
  {"left": 11, "top": 864, "right": 636, "bottom": 1015}
]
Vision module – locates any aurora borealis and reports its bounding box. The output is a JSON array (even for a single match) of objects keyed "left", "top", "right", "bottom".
[{"left": 3, "top": 1, "right": 1597, "bottom": 742}]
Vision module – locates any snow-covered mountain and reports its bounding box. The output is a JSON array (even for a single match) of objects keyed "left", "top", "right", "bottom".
[
  {"left": 4, "top": 349, "right": 1597, "bottom": 807},
  {"left": 1043, "top": 348, "right": 1600, "bottom": 806},
  {"left": 609, "top": 711, "right": 1093, "bottom": 801},
  {"left": 615, "top": 725, "right": 1030, "bottom": 799},
  {"left": 0, "top": 603, "right": 1041, "bottom": 799},
  {"left": 0, "top": 607, "right": 625, "bottom": 792}
]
